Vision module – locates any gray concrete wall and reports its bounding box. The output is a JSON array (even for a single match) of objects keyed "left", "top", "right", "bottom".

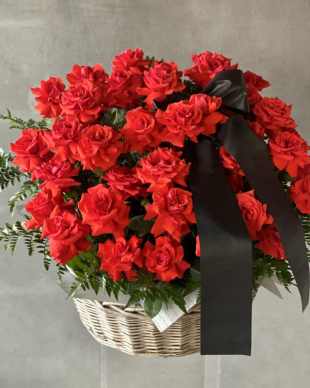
[{"left": 0, "top": 1, "right": 310, "bottom": 387}]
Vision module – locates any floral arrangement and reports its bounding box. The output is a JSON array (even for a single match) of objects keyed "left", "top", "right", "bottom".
[{"left": 1, "top": 48, "right": 310, "bottom": 321}]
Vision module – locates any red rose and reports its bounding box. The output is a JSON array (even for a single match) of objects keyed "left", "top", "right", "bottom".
[
  {"left": 195, "top": 236, "right": 200, "bottom": 257},
  {"left": 77, "top": 124, "right": 124, "bottom": 171},
  {"left": 219, "top": 147, "right": 244, "bottom": 176},
  {"left": 112, "top": 48, "right": 149, "bottom": 74},
  {"left": 219, "top": 147, "right": 245, "bottom": 193},
  {"left": 31, "top": 158, "right": 80, "bottom": 190},
  {"left": 78, "top": 184, "right": 130, "bottom": 238},
  {"left": 41, "top": 211, "right": 93, "bottom": 264},
  {"left": 46, "top": 116, "right": 85, "bottom": 162},
  {"left": 107, "top": 69, "right": 143, "bottom": 109},
  {"left": 145, "top": 186, "right": 196, "bottom": 241},
  {"left": 236, "top": 190, "right": 273, "bottom": 240},
  {"left": 137, "top": 61, "right": 185, "bottom": 109},
  {"left": 244, "top": 71, "right": 270, "bottom": 105},
  {"left": 155, "top": 100, "right": 205, "bottom": 147},
  {"left": 296, "top": 163, "right": 310, "bottom": 179},
  {"left": 135, "top": 147, "right": 190, "bottom": 192},
  {"left": 289, "top": 175, "right": 310, "bottom": 214},
  {"left": 184, "top": 51, "right": 238, "bottom": 88},
  {"left": 244, "top": 71, "right": 270, "bottom": 91},
  {"left": 103, "top": 165, "right": 147, "bottom": 199},
  {"left": 142, "top": 236, "right": 190, "bottom": 282},
  {"left": 189, "top": 94, "right": 221, "bottom": 115},
  {"left": 24, "top": 187, "right": 74, "bottom": 230},
  {"left": 188, "top": 94, "right": 227, "bottom": 135},
  {"left": 30, "top": 77, "right": 65, "bottom": 118},
  {"left": 269, "top": 131, "right": 310, "bottom": 178},
  {"left": 66, "top": 64, "right": 108, "bottom": 86},
  {"left": 98, "top": 236, "right": 143, "bottom": 281},
  {"left": 252, "top": 97, "right": 297, "bottom": 137},
  {"left": 120, "top": 107, "right": 164, "bottom": 153},
  {"left": 256, "top": 223, "right": 286, "bottom": 260},
  {"left": 67, "top": 64, "right": 110, "bottom": 108},
  {"left": 60, "top": 84, "right": 102, "bottom": 124},
  {"left": 248, "top": 121, "right": 265, "bottom": 139},
  {"left": 10, "top": 128, "right": 53, "bottom": 173}
]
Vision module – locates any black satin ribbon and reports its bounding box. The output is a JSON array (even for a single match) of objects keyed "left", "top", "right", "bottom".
[
  {"left": 153, "top": 70, "right": 309, "bottom": 355},
  {"left": 183, "top": 137, "right": 253, "bottom": 355}
]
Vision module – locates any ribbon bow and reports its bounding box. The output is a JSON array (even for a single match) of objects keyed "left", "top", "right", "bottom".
[{"left": 153, "top": 70, "right": 309, "bottom": 355}]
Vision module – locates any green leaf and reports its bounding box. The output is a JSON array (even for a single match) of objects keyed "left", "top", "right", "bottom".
[
  {"left": 43, "top": 254, "right": 52, "bottom": 271},
  {"left": 44, "top": 118, "right": 54, "bottom": 125},
  {"left": 65, "top": 255, "right": 82, "bottom": 272},
  {"left": 183, "top": 270, "right": 201, "bottom": 298},
  {"left": 140, "top": 197, "right": 150, "bottom": 207},
  {"left": 112, "top": 282, "right": 121, "bottom": 300},
  {"left": 190, "top": 267, "right": 201, "bottom": 281},
  {"left": 67, "top": 282, "right": 81, "bottom": 299},
  {"left": 143, "top": 294, "right": 162, "bottom": 319},
  {"left": 116, "top": 151, "right": 143, "bottom": 168},
  {"left": 56, "top": 263, "right": 67, "bottom": 282},
  {"left": 183, "top": 80, "right": 203, "bottom": 95},
  {"left": 125, "top": 293, "right": 143, "bottom": 309},
  {"left": 93, "top": 167, "right": 104, "bottom": 176},
  {"left": 100, "top": 108, "right": 127, "bottom": 130},
  {"left": 89, "top": 275, "right": 100, "bottom": 295},
  {"left": 159, "top": 282, "right": 187, "bottom": 314},
  {"left": 278, "top": 169, "right": 294, "bottom": 183},
  {"left": 148, "top": 56, "right": 155, "bottom": 67},
  {"left": 128, "top": 215, "right": 155, "bottom": 237}
]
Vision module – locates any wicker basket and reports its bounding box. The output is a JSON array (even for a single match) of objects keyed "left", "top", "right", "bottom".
[{"left": 73, "top": 289, "right": 257, "bottom": 358}]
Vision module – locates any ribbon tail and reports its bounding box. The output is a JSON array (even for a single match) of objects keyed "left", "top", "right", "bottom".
[
  {"left": 217, "top": 115, "right": 310, "bottom": 310},
  {"left": 183, "top": 136, "right": 253, "bottom": 355}
]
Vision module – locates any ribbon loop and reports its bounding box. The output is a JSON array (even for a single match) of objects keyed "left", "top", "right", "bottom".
[{"left": 202, "top": 70, "right": 250, "bottom": 114}]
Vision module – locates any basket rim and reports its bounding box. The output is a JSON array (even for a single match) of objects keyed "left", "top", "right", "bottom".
[{"left": 73, "top": 298, "right": 201, "bottom": 318}]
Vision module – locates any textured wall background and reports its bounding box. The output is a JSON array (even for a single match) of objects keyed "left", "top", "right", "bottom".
[{"left": 0, "top": 1, "right": 310, "bottom": 387}]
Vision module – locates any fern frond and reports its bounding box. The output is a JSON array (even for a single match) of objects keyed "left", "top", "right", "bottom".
[
  {"left": 0, "top": 220, "right": 53, "bottom": 274},
  {"left": 9, "top": 180, "right": 40, "bottom": 215},
  {"left": 0, "top": 149, "right": 25, "bottom": 192},
  {"left": 0, "top": 221, "right": 29, "bottom": 253},
  {"left": 67, "top": 282, "right": 82, "bottom": 299},
  {"left": 56, "top": 263, "right": 67, "bottom": 282},
  {"left": 301, "top": 214, "right": 310, "bottom": 261},
  {"left": 0, "top": 110, "right": 52, "bottom": 130}
]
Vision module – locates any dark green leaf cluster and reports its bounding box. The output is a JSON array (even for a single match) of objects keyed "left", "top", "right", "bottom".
[
  {"left": 128, "top": 215, "right": 155, "bottom": 237},
  {"left": 63, "top": 244, "right": 201, "bottom": 319},
  {"left": 183, "top": 79, "right": 203, "bottom": 95},
  {"left": 66, "top": 247, "right": 101, "bottom": 298},
  {"left": 252, "top": 247, "right": 294, "bottom": 291},
  {"left": 100, "top": 107, "right": 127, "bottom": 130}
]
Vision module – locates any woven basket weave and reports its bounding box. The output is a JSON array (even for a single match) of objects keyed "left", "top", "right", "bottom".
[{"left": 73, "top": 289, "right": 257, "bottom": 358}]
